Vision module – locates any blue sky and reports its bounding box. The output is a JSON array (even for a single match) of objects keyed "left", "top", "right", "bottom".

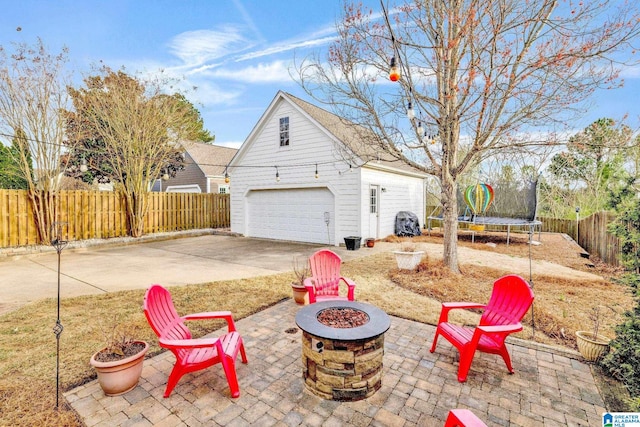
[{"left": 2, "top": 0, "right": 638, "bottom": 149}]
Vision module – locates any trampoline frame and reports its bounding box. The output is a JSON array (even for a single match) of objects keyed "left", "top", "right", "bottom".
[{"left": 427, "top": 214, "right": 542, "bottom": 245}]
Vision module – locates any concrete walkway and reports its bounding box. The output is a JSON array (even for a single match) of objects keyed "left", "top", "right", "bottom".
[
  {"left": 0, "top": 230, "right": 394, "bottom": 316},
  {"left": 66, "top": 299, "right": 605, "bottom": 426}
]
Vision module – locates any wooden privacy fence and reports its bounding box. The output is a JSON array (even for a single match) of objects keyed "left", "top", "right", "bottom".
[
  {"left": 425, "top": 206, "right": 622, "bottom": 266},
  {"left": 0, "top": 189, "right": 230, "bottom": 248}
]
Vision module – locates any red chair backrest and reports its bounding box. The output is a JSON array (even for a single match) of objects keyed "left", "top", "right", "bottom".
[
  {"left": 143, "top": 284, "right": 192, "bottom": 341},
  {"left": 480, "top": 275, "right": 534, "bottom": 337},
  {"left": 309, "top": 250, "right": 342, "bottom": 297}
]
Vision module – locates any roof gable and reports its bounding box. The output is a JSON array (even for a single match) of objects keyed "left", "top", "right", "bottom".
[
  {"left": 184, "top": 142, "right": 237, "bottom": 176},
  {"left": 230, "top": 91, "right": 425, "bottom": 177}
]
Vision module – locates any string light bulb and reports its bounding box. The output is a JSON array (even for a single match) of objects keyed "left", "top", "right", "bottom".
[
  {"left": 417, "top": 121, "right": 424, "bottom": 136},
  {"left": 162, "top": 168, "right": 169, "bottom": 181},
  {"left": 275, "top": 167, "right": 280, "bottom": 182},
  {"left": 389, "top": 56, "right": 400, "bottom": 82},
  {"left": 79, "top": 157, "right": 88, "bottom": 173},
  {"left": 224, "top": 170, "right": 230, "bottom": 183},
  {"left": 315, "top": 164, "right": 319, "bottom": 179},
  {"left": 407, "top": 101, "right": 415, "bottom": 120}
]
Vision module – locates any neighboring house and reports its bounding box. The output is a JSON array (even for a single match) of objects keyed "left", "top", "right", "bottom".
[
  {"left": 228, "top": 91, "right": 427, "bottom": 246},
  {"left": 152, "top": 142, "right": 238, "bottom": 193}
]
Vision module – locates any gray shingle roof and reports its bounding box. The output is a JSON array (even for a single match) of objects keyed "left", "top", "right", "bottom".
[
  {"left": 184, "top": 142, "right": 237, "bottom": 176},
  {"left": 284, "top": 92, "right": 425, "bottom": 175}
]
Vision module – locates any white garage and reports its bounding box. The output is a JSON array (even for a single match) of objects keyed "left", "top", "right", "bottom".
[
  {"left": 246, "top": 188, "right": 335, "bottom": 245},
  {"left": 229, "top": 91, "right": 426, "bottom": 246}
]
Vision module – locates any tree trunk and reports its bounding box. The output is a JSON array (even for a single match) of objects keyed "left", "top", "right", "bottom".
[
  {"left": 125, "top": 191, "right": 147, "bottom": 238},
  {"left": 440, "top": 172, "right": 460, "bottom": 273},
  {"left": 28, "top": 189, "right": 56, "bottom": 245}
]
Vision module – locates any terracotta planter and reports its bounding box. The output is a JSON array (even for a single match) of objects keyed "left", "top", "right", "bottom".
[
  {"left": 90, "top": 341, "right": 148, "bottom": 396},
  {"left": 576, "top": 331, "right": 611, "bottom": 362},
  {"left": 365, "top": 238, "right": 375, "bottom": 248},
  {"left": 392, "top": 250, "right": 425, "bottom": 270},
  {"left": 291, "top": 284, "right": 308, "bottom": 305}
]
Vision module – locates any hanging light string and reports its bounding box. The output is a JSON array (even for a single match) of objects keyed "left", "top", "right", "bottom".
[
  {"left": 379, "top": 0, "right": 439, "bottom": 145},
  {"left": 0, "top": 130, "right": 363, "bottom": 179},
  {"left": 380, "top": 0, "right": 402, "bottom": 82}
]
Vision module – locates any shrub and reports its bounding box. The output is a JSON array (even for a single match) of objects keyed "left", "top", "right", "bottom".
[{"left": 599, "top": 274, "right": 640, "bottom": 396}]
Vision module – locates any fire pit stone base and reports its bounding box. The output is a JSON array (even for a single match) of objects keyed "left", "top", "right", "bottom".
[{"left": 301, "top": 330, "right": 385, "bottom": 401}]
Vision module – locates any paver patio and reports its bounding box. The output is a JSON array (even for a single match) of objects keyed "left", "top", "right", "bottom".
[{"left": 65, "top": 299, "right": 606, "bottom": 426}]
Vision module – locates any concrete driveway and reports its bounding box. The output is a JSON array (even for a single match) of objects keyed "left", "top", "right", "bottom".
[{"left": 0, "top": 231, "right": 392, "bottom": 315}]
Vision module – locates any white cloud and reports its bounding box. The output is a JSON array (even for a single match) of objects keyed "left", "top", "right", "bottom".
[
  {"left": 233, "top": 36, "right": 336, "bottom": 62},
  {"left": 620, "top": 64, "right": 640, "bottom": 79},
  {"left": 168, "top": 26, "right": 252, "bottom": 66},
  {"left": 200, "top": 60, "right": 293, "bottom": 84}
]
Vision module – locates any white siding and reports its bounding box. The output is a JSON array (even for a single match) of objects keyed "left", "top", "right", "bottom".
[
  {"left": 231, "top": 97, "right": 361, "bottom": 245},
  {"left": 360, "top": 167, "right": 425, "bottom": 239},
  {"left": 230, "top": 93, "right": 425, "bottom": 245}
]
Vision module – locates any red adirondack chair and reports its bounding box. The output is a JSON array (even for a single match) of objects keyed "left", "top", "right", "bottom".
[
  {"left": 143, "top": 284, "right": 248, "bottom": 398},
  {"left": 304, "top": 249, "right": 355, "bottom": 303},
  {"left": 430, "top": 274, "right": 534, "bottom": 382},
  {"left": 444, "top": 409, "right": 488, "bottom": 427}
]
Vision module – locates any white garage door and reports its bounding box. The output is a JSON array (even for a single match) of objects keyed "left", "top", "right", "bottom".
[{"left": 247, "top": 188, "right": 334, "bottom": 244}]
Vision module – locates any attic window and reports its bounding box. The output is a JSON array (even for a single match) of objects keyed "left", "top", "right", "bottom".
[{"left": 279, "top": 117, "right": 289, "bottom": 146}]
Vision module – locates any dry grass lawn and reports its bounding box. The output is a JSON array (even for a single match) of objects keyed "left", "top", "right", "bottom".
[{"left": 0, "top": 231, "right": 634, "bottom": 426}]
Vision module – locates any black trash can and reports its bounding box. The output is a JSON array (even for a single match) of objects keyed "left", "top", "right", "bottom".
[{"left": 344, "top": 236, "right": 361, "bottom": 251}]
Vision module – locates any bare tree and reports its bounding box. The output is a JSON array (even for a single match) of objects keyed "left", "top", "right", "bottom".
[
  {"left": 0, "top": 39, "right": 73, "bottom": 243},
  {"left": 66, "top": 68, "right": 202, "bottom": 237},
  {"left": 296, "top": 0, "right": 640, "bottom": 272}
]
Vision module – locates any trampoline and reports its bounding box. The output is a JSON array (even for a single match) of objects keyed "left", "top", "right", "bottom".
[{"left": 427, "top": 180, "right": 542, "bottom": 245}]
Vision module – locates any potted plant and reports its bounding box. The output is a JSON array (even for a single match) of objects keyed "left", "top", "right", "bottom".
[
  {"left": 576, "top": 306, "right": 612, "bottom": 362},
  {"left": 90, "top": 321, "right": 148, "bottom": 396},
  {"left": 392, "top": 241, "right": 425, "bottom": 270},
  {"left": 291, "top": 257, "right": 311, "bottom": 305}
]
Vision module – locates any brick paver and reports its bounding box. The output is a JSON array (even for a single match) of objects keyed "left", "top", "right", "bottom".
[{"left": 65, "top": 300, "right": 606, "bottom": 426}]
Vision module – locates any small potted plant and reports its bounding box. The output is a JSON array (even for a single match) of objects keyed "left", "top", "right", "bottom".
[
  {"left": 90, "top": 320, "right": 148, "bottom": 396},
  {"left": 392, "top": 241, "right": 425, "bottom": 270},
  {"left": 576, "top": 306, "right": 612, "bottom": 362},
  {"left": 291, "top": 257, "right": 311, "bottom": 305}
]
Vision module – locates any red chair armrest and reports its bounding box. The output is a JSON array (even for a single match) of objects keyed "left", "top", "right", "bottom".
[
  {"left": 439, "top": 302, "right": 486, "bottom": 323},
  {"left": 477, "top": 323, "right": 523, "bottom": 334},
  {"left": 304, "top": 278, "right": 316, "bottom": 303},
  {"left": 182, "top": 311, "right": 237, "bottom": 332},
  {"left": 183, "top": 311, "right": 233, "bottom": 320},
  {"left": 159, "top": 337, "right": 220, "bottom": 349},
  {"left": 340, "top": 277, "right": 356, "bottom": 300},
  {"left": 442, "top": 302, "right": 485, "bottom": 310}
]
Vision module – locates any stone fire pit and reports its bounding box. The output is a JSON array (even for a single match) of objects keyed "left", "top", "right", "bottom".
[{"left": 295, "top": 300, "right": 391, "bottom": 401}]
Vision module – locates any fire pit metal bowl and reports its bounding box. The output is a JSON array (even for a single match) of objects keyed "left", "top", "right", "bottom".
[{"left": 295, "top": 300, "right": 391, "bottom": 401}]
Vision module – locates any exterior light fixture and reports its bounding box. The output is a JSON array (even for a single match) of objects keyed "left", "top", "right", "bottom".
[
  {"left": 389, "top": 56, "right": 400, "bottom": 82},
  {"left": 79, "top": 157, "right": 88, "bottom": 173},
  {"left": 407, "top": 101, "right": 415, "bottom": 120}
]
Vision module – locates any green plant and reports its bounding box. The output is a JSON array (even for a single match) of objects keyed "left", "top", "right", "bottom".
[
  {"left": 600, "top": 295, "right": 640, "bottom": 396},
  {"left": 600, "top": 176, "right": 640, "bottom": 399}
]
